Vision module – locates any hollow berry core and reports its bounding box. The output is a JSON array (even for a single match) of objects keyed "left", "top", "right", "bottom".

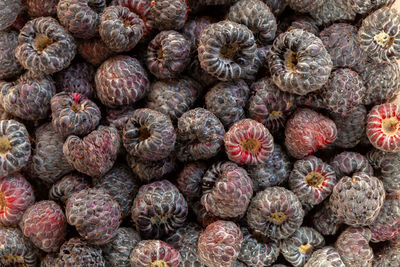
[
  {"left": 151, "top": 214, "right": 168, "bottom": 224},
  {"left": 269, "top": 211, "right": 286, "bottom": 224},
  {"left": 299, "top": 243, "right": 312, "bottom": 254},
  {"left": 220, "top": 43, "right": 239, "bottom": 60},
  {"left": 270, "top": 110, "right": 283, "bottom": 118},
  {"left": 240, "top": 138, "right": 260, "bottom": 153},
  {"left": 139, "top": 126, "right": 151, "bottom": 141},
  {"left": 34, "top": 34, "right": 53, "bottom": 52},
  {"left": 374, "top": 31, "right": 394, "bottom": 48},
  {"left": 305, "top": 172, "right": 324, "bottom": 188},
  {"left": 286, "top": 50, "right": 298, "bottom": 72},
  {"left": 151, "top": 260, "right": 168, "bottom": 267},
  {"left": 0, "top": 137, "right": 11, "bottom": 155},
  {"left": 382, "top": 117, "right": 399, "bottom": 135}
]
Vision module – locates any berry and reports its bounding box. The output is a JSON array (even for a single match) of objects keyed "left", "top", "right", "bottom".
[
  {"left": 41, "top": 253, "right": 58, "bottom": 267},
  {"left": 192, "top": 201, "right": 221, "bottom": 228},
  {"left": 205, "top": 80, "right": 249, "bottom": 128},
  {"left": 105, "top": 106, "right": 135, "bottom": 134},
  {"left": 312, "top": 201, "right": 341, "bottom": 236},
  {"left": 66, "top": 188, "right": 121, "bottom": 245},
  {"left": 147, "top": 0, "right": 187, "bottom": 31},
  {"left": 176, "top": 108, "right": 225, "bottom": 162},
  {"left": 198, "top": 220, "right": 243, "bottom": 267},
  {"left": 32, "top": 123, "right": 74, "bottom": 184},
  {"left": 350, "top": 0, "right": 395, "bottom": 15},
  {"left": 19, "top": 200, "right": 67, "bottom": 252},
  {"left": 246, "top": 186, "right": 305, "bottom": 240},
  {"left": 146, "top": 30, "right": 191, "bottom": 79},
  {"left": 198, "top": 20, "right": 257, "bottom": 81},
  {"left": 57, "top": 0, "right": 106, "bottom": 39},
  {"left": 0, "top": 119, "right": 31, "bottom": 178},
  {"left": 0, "top": 0, "right": 22, "bottom": 31},
  {"left": 373, "top": 240, "right": 400, "bottom": 267},
  {"left": 0, "top": 173, "right": 35, "bottom": 226},
  {"left": 304, "top": 247, "right": 345, "bottom": 267},
  {"left": 56, "top": 237, "right": 106, "bottom": 266},
  {"left": 122, "top": 108, "right": 176, "bottom": 161},
  {"left": 0, "top": 30, "right": 23, "bottom": 80},
  {"left": 367, "top": 103, "right": 400, "bottom": 152},
  {"left": 99, "top": 6, "right": 145, "bottom": 52},
  {"left": 182, "top": 16, "right": 213, "bottom": 51},
  {"left": 126, "top": 154, "right": 175, "bottom": 183},
  {"left": 177, "top": 161, "right": 207, "bottom": 200},
  {"left": 15, "top": 17, "right": 76, "bottom": 75},
  {"left": 287, "top": 16, "right": 319, "bottom": 36},
  {"left": 224, "top": 119, "right": 274, "bottom": 165},
  {"left": 78, "top": 38, "right": 115, "bottom": 67},
  {"left": 26, "top": 0, "right": 58, "bottom": 17},
  {"left": 309, "top": 0, "right": 356, "bottom": 26},
  {"left": 49, "top": 173, "right": 90, "bottom": 204},
  {"left": 287, "top": 0, "right": 324, "bottom": 13},
  {"left": 329, "top": 151, "right": 373, "bottom": 179},
  {"left": 201, "top": 161, "right": 253, "bottom": 219},
  {"left": 265, "top": 0, "right": 287, "bottom": 15},
  {"left": 63, "top": 126, "right": 120, "bottom": 177},
  {"left": 94, "top": 55, "right": 149, "bottom": 108},
  {"left": 130, "top": 240, "right": 181, "bottom": 267},
  {"left": 329, "top": 172, "right": 385, "bottom": 226},
  {"left": 51, "top": 92, "right": 101, "bottom": 139},
  {"left": 131, "top": 180, "right": 188, "bottom": 239},
  {"left": 289, "top": 156, "right": 337, "bottom": 206},
  {"left": 280, "top": 227, "right": 325, "bottom": 267},
  {"left": 186, "top": 57, "right": 218, "bottom": 88},
  {"left": 285, "top": 108, "right": 337, "bottom": 159}
]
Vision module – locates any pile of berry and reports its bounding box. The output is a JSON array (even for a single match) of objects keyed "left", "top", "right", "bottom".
[{"left": 1, "top": 0, "right": 400, "bottom": 266}]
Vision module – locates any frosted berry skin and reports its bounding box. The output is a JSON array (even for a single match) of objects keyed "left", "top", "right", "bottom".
[
  {"left": 0, "top": 120, "right": 31, "bottom": 178},
  {"left": 78, "top": 38, "right": 115, "bottom": 67},
  {"left": 198, "top": 20, "right": 257, "bottom": 81},
  {"left": 312, "top": 201, "right": 341, "bottom": 236},
  {"left": 32, "top": 123, "right": 74, "bottom": 184},
  {"left": 0, "top": 30, "right": 23, "bottom": 80},
  {"left": 330, "top": 172, "right": 385, "bottom": 227},
  {"left": 358, "top": 7, "right": 400, "bottom": 63},
  {"left": 289, "top": 156, "right": 337, "bottom": 206},
  {"left": 305, "top": 247, "right": 345, "bottom": 267},
  {"left": 15, "top": 17, "right": 76, "bottom": 76},
  {"left": 205, "top": 80, "right": 250, "bottom": 128},
  {"left": 367, "top": 103, "right": 400, "bottom": 152},
  {"left": 146, "top": 76, "right": 203, "bottom": 121},
  {"left": 147, "top": 0, "right": 187, "bottom": 31},
  {"left": 335, "top": 227, "right": 374, "bottom": 267},
  {"left": 0, "top": 227, "right": 37, "bottom": 267},
  {"left": 287, "top": 0, "right": 323, "bottom": 13},
  {"left": 309, "top": 0, "right": 356, "bottom": 26},
  {"left": 19, "top": 200, "right": 67, "bottom": 252},
  {"left": 56, "top": 237, "right": 106, "bottom": 266},
  {"left": 228, "top": 0, "right": 277, "bottom": 45},
  {"left": 130, "top": 240, "right": 181, "bottom": 267},
  {"left": 0, "top": 173, "right": 35, "bottom": 227},
  {"left": 131, "top": 180, "right": 188, "bottom": 239},
  {"left": 176, "top": 108, "right": 225, "bottom": 162},
  {"left": 246, "top": 186, "right": 305, "bottom": 240},
  {"left": 57, "top": 0, "right": 106, "bottom": 39},
  {"left": 247, "top": 78, "right": 297, "bottom": 134},
  {"left": 123, "top": 108, "right": 176, "bottom": 161},
  {"left": 280, "top": 227, "right": 325, "bottom": 267},
  {"left": 268, "top": 29, "right": 333, "bottom": 95},
  {"left": 66, "top": 188, "right": 121, "bottom": 245},
  {"left": 350, "top": 0, "right": 395, "bottom": 15},
  {"left": 0, "top": 0, "right": 22, "bottom": 31},
  {"left": 126, "top": 154, "right": 175, "bottom": 183},
  {"left": 49, "top": 173, "right": 90, "bottom": 204},
  {"left": 146, "top": 30, "right": 191, "bottom": 79},
  {"left": 201, "top": 161, "right": 253, "bottom": 219},
  {"left": 93, "top": 164, "right": 138, "bottom": 218},
  {"left": 224, "top": 119, "right": 274, "bottom": 165},
  {"left": 1, "top": 72, "right": 56, "bottom": 121},
  {"left": 182, "top": 16, "right": 213, "bottom": 51},
  {"left": 177, "top": 161, "right": 207, "bottom": 200},
  {"left": 330, "top": 152, "right": 373, "bottom": 179},
  {"left": 198, "top": 220, "right": 243, "bottom": 267},
  {"left": 99, "top": 6, "right": 145, "bottom": 52},
  {"left": 63, "top": 126, "right": 120, "bottom": 177},
  {"left": 26, "top": 0, "right": 58, "bottom": 17},
  {"left": 285, "top": 108, "right": 337, "bottom": 159},
  {"left": 100, "top": 227, "right": 141, "bottom": 267},
  {"left": 94, "top": 55, "right": 149, "bottom": 107}
]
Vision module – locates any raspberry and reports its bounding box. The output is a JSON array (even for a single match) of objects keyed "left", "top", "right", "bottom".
[
  {"left": 0, "top": 173, "right": 35, "bottom": 226},
  {"left": 63, "top": 126, "right": 120, "bottom": 177},
  {"left": 146, "top": 76, "right": 203, "bottom": 121},
  {"left": 49, "top": 173, "right": 90, "bottom": 204},
  {"left": 26, "top": 0, "right": 58, "bottom": 17},
  {"left": 198, "top": 220, "right": 243, "bottom": 267},
  {"left": 224, "top": 119, "right": 274, "bottom": 165},
  {"left": 192, "top": 201, "right": 222, "bottom": 228},
  {"left": 198, "top": 21, "right": 257, "bottom": 81},
  {"left": 312, "top": 201, "right": 341, "bottom": 236},
  {"left": 66, "top": 188, "right": 121, "bottom": 245},
  {"left": 201, "top": 161, "right": 253, "bottom": 219},
  {"left": 0, "top": 120, "right": 31, "bottom": 178},
  {"left": 19, "top": 200, "right": 67, "bottom": 252},
  {"left": 373, "top": 240, "right": 400, "bottom": 267},
  {"left": 287, "top": 16, "right": 319, "bottom": 36},
  {"left": 0, "top": 30, "right": 23, "bottom": 80},
  {"left": 367, "top": 103, "right": 400, "bottom": 152},
  {"left": 176, "top": 108, "right": 225, "bottom": 162},
  {"left": 289, "top": 156, "right": 337, "bottom": 206},
  {"left": 57, "top": 0, "right": 106, "bottom": 39},
  {"left": 177, "top": 161, "right": 207, "bottom": 200},
  {"left": 94, "top": 55, "right": 149, "bottom": 108},
  {"left": 247, "top": 78, "right": 297, "bottom": 134},
  {"left": 186, "top": 57, "right": 218, "bottom": 88},
  {"left": 285, "top": 108, "right": 337, "bottom": 159},
  {"left": 15, "top": 17, "right": 76, "bottom": 76},
  {"left": 122, "top": 108, "right": 176, "bottom": 161},
  {"left": 182, "top": 16, "right": 213, "bottom": 51},
  {"left": 131, "top": 180, "right": 188, "bottom": 239},
  {"left": 309, "top": 0, "right": 356, "bottom": 26},
  {"left": 130, "top": 240, "right": 181, "bottom": 267},
  {"left": 246, "top": 186, "right": 305, "bottom": 240},
  {"left": 105, "top": 106, "right": 135, "bottom": 134},
  {"left": 146, "top": 30, "right": 191, "bottom": 79},
  {"left": 126, "top": 154, "right": 175, "bottom": 183},
  {"left": 56, "top": 237, "right": 106, "bottom": 266},
  {"left": 147, "top": 0, "right": 188, "bottom": 31},
  {"left": 32, "top": 123, "right": 74, "bottom": 184},
  {"left": 51, "top": 92, "right": 101, "bottom": 139},
  {"left": 0, "top": 0, "right": 22, "bottom": 31},
  {"left": 329, "top": 172, "right": 385, "bottom": 226},
  {"left": 268, "top": 29, "right": 332, "bottom": 95},
  {"left": 78, "top": 38, "right": 115, "bottom": 67},
  {"left": 99, "top": 6, "right": 145, "bottom": 52},
  {"left": 350, "top": 0, "right": 395, "bottom": 15},
  {"left": 246, "top": 143, "right": 292, "bottom": 192},
  {"left": 287, "top": 0, "right": 324, "bottom": 13},
  {"left": 358, "top": 7, "right": 400, "bottom": 63},
  {"left": 265, "top": 0, "right": 287, "bottom": 15},
  {"left": 330, "top": 151, "right": 373, "bottom": 179},
  {"left": 205, "top": 80, "right": 249, "bottom": 128},
  {"left": 304, "top": 247, "right": 345, "bottom": 267},
  {"left": 280, "top": 227, "right": 325, "bottom": 267},
  {"left": 41, "top": 253, "right": 58, "bottom": 267}
]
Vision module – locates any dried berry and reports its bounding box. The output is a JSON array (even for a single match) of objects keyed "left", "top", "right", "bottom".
[
  {"left": 0, "top": 30, "right": 23, "bottom": 80},
  {"left": 130, "top": 240, "right": 181, "bottom": 267}
]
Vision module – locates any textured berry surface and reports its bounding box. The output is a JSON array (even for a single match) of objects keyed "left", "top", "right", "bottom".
[
  {"left": 26, "top": 0, "right": 58, "bottom": 17},
  {"left": 177, "top": 161, "right": 207, "bottom": 200},
  {"left": 350, "top": 0, "right": 395, "bottom": 14},
  {"left": 309, "top": 0, "right": 355, "bottom": 26},
  {"left": 288, "top": 0, "right": 324, "bottom": 13},
  {"left": 130, "top": 240, "right": 181, "bottom": 267},
  {"left": 182, "top": 16, "right": 213, "bottom": 51},
  {"left": 373, "top": 241, "right": 400, "bottom": 267},
  {"left": 0, "top": 0, "right": 22, "bottom": 31},
  {"left": 57, "top": 237, "right": 106, "bottom": 266},
  {"left": 288, "top": 16, "right": 319, "bottom": 36},
  {"left": 49, "top": 173, "right": 90, "bottom": 204},
  {"left": 312, "top": 201, "right": 342, "bottom": 236},
  {"left": 126, "top": 154, "right": 175, "bottom": 183},
  {"left": 78, "top": 38, "right": 115, "bottom": 66},
  {"left": 304, "top": 247, "right": 345, "bottom": 267},
  {"left": 330, "top": 151, "right": 373, "bottom": 179},
  {"left": 147, "top": 0, "right": 188, "bottom": 31},
  {"left": 0, "top": 30, "right": 23, "bottom": 80}
]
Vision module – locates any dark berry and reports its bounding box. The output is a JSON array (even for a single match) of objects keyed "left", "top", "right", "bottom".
[
  {"left": 182, "top": 16, "right": 213, "bottom": 51},
  {"left": 177, "top": 161, "right": 207, "bottom": 200},
  {"left": 330, "top": 151, "right": 373, "bottom": 179},
  {"left": 49, "top": 172, "right": 90, "bottom": 204},
  {"left": 130, "top": 240, "right": 181, "bottom": 267},
  {"left": 147, "top": 0, "right": 188, "bottom": 31},
  {"left": 0, "top": 30, "right": 23, "bottom": 80},
  {"left": 56, "top": 237, "right": 106, "bottom": 266},
  {"left": 26, "top": 0, "right": 58, "bottom": 17},
  {"left": 126, "top": 154, "right": 175, "bottom": 183},
  {"left": 304, "top": 246, "right": 345, "bottom": 267},
  {"left": 78, "top": 38, "right": 115, "bottom": 67},
  {"left": 0, "top": 0, "right": 22, "bottom": 31},
  {"left": 309, "top": 0, "right": 355, "bottom": 26}
]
